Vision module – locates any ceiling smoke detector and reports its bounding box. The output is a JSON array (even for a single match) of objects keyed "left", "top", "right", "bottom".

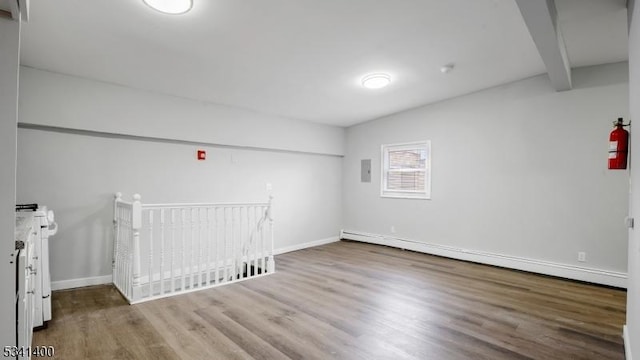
[
  {"left": 143, "top": 0, "right": 193, "bottom": 15},
  {"left": 440, "top": 63, "right": 455, "bottom": 74},
  {"left": 361, "top": 73, "right": 391, "bottom": 89}
]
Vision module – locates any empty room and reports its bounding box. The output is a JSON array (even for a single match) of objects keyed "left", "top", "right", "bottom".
[{"left": 2, "top": 0, "right": 640, "bottom": 359}]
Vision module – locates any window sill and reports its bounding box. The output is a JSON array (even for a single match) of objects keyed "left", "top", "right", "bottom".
[{"left": 380, "top": 192, "right": 430, "bottom": 200}]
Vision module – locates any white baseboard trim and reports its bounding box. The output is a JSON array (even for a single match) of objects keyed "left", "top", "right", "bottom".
[
  {"left": 274, "top": 236, "right": 340, "bottom": 255},
  {"left": 51, "top": 275, "right": 113, "bottom": 291},
  {"left": 340, "top": 230, "right": 627, "bottom": 288},
  {"left": 625, "top": 325, "right": 633, "bottom": 360}
]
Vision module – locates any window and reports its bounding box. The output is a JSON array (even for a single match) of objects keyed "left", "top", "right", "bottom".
[{"left": 381, "top": 141, "right": 431, "bottom": 199}]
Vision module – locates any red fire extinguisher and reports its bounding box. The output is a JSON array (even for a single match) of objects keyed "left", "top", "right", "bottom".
[{"left": 608, "top": 117, "right": 629, "bottom": 170}]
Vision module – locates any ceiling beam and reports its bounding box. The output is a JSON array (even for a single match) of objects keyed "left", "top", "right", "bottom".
[
  {"left": 18, "top": 0, "right": 28, "bottom": 22},
  {"left": 629, "top": 0, "right": 635, "bottom": 33},
  {"left": 515, "top": 0, "right": 572, "bottom": 91},
  {"left": 8, "top": 0, "right": 18, "bottom": 20}
]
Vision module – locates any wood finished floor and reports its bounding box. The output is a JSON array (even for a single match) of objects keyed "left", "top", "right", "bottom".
[{"left": 34, "top": 241, "right": 626, "bottom": 359}]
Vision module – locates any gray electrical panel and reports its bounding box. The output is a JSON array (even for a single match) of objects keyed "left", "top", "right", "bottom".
[{"left": 361, "top": 159, "right": 372, "bottom": 183}]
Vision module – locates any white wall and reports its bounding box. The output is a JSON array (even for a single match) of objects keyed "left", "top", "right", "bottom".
[
  {"left": 0, "top": 17, "right": 20, "bottom": 347},
  {"left": 343, "top": 62, "right": 629, "bottom": 283},
  {"left": 17, "top": 69, "right": 344, "bottom": 287},
  {"left": 19, "top": 67, "right": 345, "bottom": 156},
  {"left": 626, "top": 0, "right": 639, "bottom": 357}
]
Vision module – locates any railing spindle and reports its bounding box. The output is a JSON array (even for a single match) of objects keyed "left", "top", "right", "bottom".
[
  {"left": 159, "top": 209, "right": 165, "bottom": 295},
  {"left": 191, "top": 208, "right": 196, "bottom": 289},
  {"left": 215, "top": 207, "right": 220, "bottom": 284},
  {"left": 122, "top": 207, "right": 128, "bottom": 297},
  {"left": 262, "top": 205, "right": 266, "bottom": 272},
  {"left": 181, "top": 208, "right": 187, "bottom": 291},
  {"left": 233, "top": 207, "right": 238, "bottom": 280},
  {"left": 148, "top": 210, "right": 154, "bottom": 296},
  {"left": 246, "top": 206, "right": 251, "bottom": 278},
  {"left": 254, "top": 206, "right": 259, "bottom": 274},
  {"left": 197, "top": 207, "right": 203, "bottom": 287},
  {"left": 125, "top": 207, "right": 129, "bottom": 296},
  {"left": 170, "top": 209, "right": 175, "bottom": 295},
  {"left": 206, "top": 207, "right": 212, "bottom": 286},
  {"left": 239, "top": 207, "right": 243, "bottom": 278},
  {"left": 230, "top": 207, "right": 235, "bottom": 281},
  {"left": 267, "top": 196, "right": 275, "bottom": 273},
  {"left": 224, "top": 207, "right": 229, "bottom": 282}
]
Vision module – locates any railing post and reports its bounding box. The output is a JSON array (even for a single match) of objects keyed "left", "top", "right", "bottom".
[
  {"left": 132, "top": 194, "right": 142, "bottom": 287},
  {"left": 267, "top": 195, "right": 275, "bottom": 273},
  {"left": 113, "top": 192, "right": 122, "bottom": 276}
]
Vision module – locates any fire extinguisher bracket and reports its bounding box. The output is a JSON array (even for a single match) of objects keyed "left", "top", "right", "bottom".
[{"left": 613, "top": 118, "right": 631, "bottom": 127}]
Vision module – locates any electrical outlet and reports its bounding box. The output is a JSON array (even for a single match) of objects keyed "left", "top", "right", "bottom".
[
  {"left": 390, "top": 226, "right": 396, "bottom": 234},
  {"left": 266, "top": 183, "right": 272, "bottom": 192},
  {"left": 578, "top": 252, "right": 586, "bottom": 262}
]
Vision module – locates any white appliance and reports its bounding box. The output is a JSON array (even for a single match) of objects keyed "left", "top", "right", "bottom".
[
  {"left": 14, "top": 214, "right": 35, "bottom": 356},
  {"left": 15, "top": 206, "right": 57, "bottom": 331}
]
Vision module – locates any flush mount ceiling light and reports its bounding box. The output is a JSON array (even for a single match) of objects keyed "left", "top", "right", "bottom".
[
  {"left": 361, "top": 73, "right": 391, "bottom": 89},
  {"left": 143, "top": 0, "right": 193, "bottom": 14}
]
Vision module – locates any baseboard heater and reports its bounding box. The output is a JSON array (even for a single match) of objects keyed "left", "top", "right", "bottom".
[{"left": 340, "top": 230, "right": 627, "bottom": 288}]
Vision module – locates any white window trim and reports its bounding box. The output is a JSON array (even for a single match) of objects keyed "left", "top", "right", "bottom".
[{"left": 380, "top": 140, "right": 431, "bottom": 200}]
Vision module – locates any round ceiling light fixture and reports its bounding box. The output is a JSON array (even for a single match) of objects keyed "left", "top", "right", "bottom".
[
  {"left": 361, "top": 73, "right": 391, "bottom": 89},
  {"left": 143, "top": 0, "right": 193, "bottom": 15}
]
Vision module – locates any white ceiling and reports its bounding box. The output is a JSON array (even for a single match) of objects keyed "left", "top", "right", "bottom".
[
  {"left": 556, "top": 0, "right": 628, "bottom": 68},
  {"left": 19, "top": 0, "right": 628, "bottom": 127}
]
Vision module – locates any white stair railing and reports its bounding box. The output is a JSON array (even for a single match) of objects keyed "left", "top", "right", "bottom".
[{"left": 113, "top": 193, "right": 275, "bottom": 304}]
